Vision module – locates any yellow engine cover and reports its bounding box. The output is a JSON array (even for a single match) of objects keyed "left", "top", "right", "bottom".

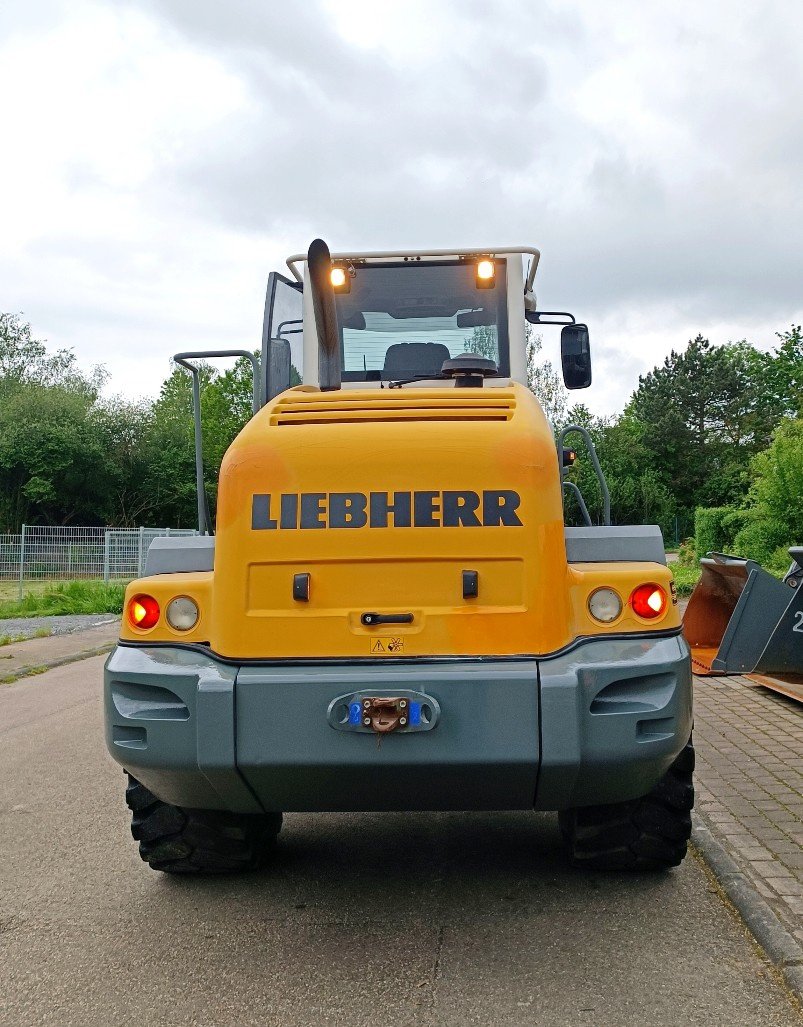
[{"left": 209, "top": 383, "right": 575, "bottom": 659}]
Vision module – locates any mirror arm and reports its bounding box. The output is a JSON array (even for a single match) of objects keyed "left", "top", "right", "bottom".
[{"left": 526, "top": 310, "right": 576, "bottom": 325}]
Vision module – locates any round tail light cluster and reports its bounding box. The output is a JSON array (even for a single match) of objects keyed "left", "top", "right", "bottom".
[
  {"left": 128, "top": 594, "right": 160, "bottom": 630},
  {"left": 127, "top": 594, "right": 200, "bottom": 632},
  {"left": 630, "top": 583, "right": 668, "bottom": 619}
]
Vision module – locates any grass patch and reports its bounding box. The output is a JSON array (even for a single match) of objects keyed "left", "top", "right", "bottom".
[
  {"left": 670, "top": 563, "right": 702, "bottom": 598},
  {"left": 670, "top": 552, "right": 790, "bottom": 599},
  {"left": 0, "top": 632, "right": 29, "bottom": 646},
  {"left": 0, "top": 580, "right": 126, "bottom": 619},
  {"left": 1, "top": 664, "right": 49, "bottom": 685},
  {"left": 0, "top": 580, "right": 45, "bottom": 604}
]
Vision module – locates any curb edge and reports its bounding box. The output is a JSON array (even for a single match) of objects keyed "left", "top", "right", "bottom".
[
  {"left": 0, "top": 644, "right": 114, "bottom": 685},
  {"left": 692, "top": 816, "right": 803, "bottom": 1002}
]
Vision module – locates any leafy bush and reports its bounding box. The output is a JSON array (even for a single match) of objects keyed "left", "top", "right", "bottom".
[
  {"left": 720, "top": 508, "right": 753, "bottom": 541},
  {"left": 694, "top": 507, "right": 736, "bottom": 557},
  {"left": 748, "top": 417, "right": 803, "bottom": 536},
  {"left": 677, "top": 538, "right": 697, "bottom": 567},
  {"left": 720, "top": 418, "right": 803, "bottom": 565},
  {"left": 767, "top": 546, "right": 796, "bottom": 577},
  {"left": 732, "top": 514, "right": 788, "bottom": 566},
  {"left": 0, "top": 580, "right": 126, "bottom": 619}
]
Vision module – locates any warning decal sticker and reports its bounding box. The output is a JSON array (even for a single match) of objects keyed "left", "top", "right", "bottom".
[{"left": 370, "top": 637, "right": 404, "bottom": 655}]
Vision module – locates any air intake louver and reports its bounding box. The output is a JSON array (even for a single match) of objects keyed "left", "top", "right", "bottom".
[{"left": 270, "top": 391, "right": 516, "bottom": 426}]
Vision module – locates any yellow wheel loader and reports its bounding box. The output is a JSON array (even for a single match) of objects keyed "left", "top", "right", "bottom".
[{"left": 105, "top": 240, "right": 693, "bottom": 873}]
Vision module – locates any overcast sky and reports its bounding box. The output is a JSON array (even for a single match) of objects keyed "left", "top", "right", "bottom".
[{"left": 1, "top": 0, "right": 802, "bottom": 414}]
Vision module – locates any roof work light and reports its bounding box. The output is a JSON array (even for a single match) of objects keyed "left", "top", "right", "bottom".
[
  {"left": 476, "top": 259, "right": 495, "bottom": 289},
  {"left": 330, "top": 265, "right": 350, "bottom": 292}
]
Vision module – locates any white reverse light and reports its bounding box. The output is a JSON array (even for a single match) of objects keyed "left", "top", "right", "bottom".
[
  {"left": 166, "top": 596, "right": 199, "bottom": 631},
  {"left": 588, "top": 587, "right": 622, "bottom": 623}
]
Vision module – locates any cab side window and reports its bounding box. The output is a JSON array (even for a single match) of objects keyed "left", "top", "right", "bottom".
[{"left": 262, "top": 273, "right": 303, "bottom": 400}]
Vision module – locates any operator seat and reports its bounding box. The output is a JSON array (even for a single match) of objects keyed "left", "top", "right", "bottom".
[{"left": 382, "top": 342, "right": 451, "bottom": 381}]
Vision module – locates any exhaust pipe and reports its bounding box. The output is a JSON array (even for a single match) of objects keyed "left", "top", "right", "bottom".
[{"left": 307, "top": 238, "right": 342, "bottom": 392}]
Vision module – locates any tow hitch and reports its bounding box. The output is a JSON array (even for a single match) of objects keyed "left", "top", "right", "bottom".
[{"left": 327, "top": 690, "right": 441, "bottom": 733}]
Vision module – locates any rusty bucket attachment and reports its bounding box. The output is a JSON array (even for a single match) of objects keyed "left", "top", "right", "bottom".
[{"left": 683, "top": 550, "right": 803, "bottom": 676}]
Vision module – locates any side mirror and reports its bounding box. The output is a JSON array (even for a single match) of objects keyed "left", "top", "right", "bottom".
[
  {"left": 560, "top": 324, "right": 592, "bottom": 390},
  {"left": 267, "top": 338, "right": 291, "bottom": 400}
]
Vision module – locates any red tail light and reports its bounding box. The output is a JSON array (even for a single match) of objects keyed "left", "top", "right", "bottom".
[
  {"left": 630, "top": 584, "right": 667, "bottom": 619},
  {"left": 128, "top": 594, "right": 160, "bottom": 630}
]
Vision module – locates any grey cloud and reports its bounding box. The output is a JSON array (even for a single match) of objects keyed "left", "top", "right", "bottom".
[
  {"left": 131, "top": 0, "right": 802, "bottom": 332},
  {"left": 130, "top": 0, "right": 552, "bottom": 239},
  {"left": 4, "top": 0, "right": 803, "bottom": 415}
]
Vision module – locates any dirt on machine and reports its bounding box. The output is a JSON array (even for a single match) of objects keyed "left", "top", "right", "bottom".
[{"left": 104, "top": 239, "right": 694, "bottom": 875}]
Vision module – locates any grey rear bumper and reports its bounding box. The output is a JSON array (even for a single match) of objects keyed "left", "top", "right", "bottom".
[{"left": 104, "top": 633, "right": 691, "bottom": 813}]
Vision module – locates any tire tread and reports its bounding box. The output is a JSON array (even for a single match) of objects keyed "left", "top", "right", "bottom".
[
  {"left": 124, "top": 775, "right": 282, "bottom": 874},
  {"left": 559, "top": 739, "right": 694, "bottom": 871}
]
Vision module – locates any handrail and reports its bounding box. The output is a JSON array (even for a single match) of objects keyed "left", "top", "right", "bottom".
[
  {"left": 285, "top": 245, "right": 542, "bottom": 285},
  {"left": 557, "top": 424, "right": 611, "bottom": 526},
  {"left": 173, "top": 350, "right": 261, "bottom": 535},
  {"left": 562, "top": 481, "right": 593, "bottom": 527}
]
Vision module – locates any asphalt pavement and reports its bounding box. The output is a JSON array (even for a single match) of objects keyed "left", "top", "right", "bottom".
[{"left": 1, "top": 656, "right": 801, "bottom": 1026}]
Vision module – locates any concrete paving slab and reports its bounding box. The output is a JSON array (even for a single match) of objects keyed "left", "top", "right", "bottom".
[{"left": 695, "top": 674, "right": 803, "bottom": 943}]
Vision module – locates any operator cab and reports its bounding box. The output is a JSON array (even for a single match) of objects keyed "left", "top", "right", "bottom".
[
  {"left": 261, "top": 246, "right": 590, "bottom": 401},
  {"left": 328, "top": 258, "right": 511, "bottom": 383}
]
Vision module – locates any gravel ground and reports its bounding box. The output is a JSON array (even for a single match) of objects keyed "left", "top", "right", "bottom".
[{"left": 0, "top": 614, "right": 119, "bottom": 641}]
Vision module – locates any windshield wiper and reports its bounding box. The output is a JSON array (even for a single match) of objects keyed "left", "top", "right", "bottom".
[{"left": 388, "top": 373, "right": 448, "bottom": 390}]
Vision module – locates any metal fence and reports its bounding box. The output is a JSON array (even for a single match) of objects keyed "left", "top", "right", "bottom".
[{"left": 0, "top": 525, "right": 197, "bottom": 599}]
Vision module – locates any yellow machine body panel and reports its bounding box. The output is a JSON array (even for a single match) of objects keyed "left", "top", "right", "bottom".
[
  {"left": 209, "top": 383, "right": 572, "bottom": 658},
  {"left": 116, "top": 383, "right": 681, "bottom": 657}
]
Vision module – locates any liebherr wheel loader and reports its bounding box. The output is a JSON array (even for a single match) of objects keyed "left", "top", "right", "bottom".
[{"left": 105, "top": 240, "right": 694, "bottom": 873}]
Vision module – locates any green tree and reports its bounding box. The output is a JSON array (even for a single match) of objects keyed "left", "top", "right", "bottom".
[
  {"left": 526, "top": 324, "right": 567, "bottom": 427},
  {"left": 143, "top": 355, "right": 258, "bottom": 528},
  {"left": 0, "top": 316, "right": 113, "bottom": 529},
  {"left": 768, "top": 325, "right": 803, "bottom": 417},
  {"left": 561, "top": 411, "right": 677, "bottom": 532},
  {"left": 731, "top": 417, "right": 803, "bottom": 563},
  {"left": 0, "top": 385, "right": 116, "bottom": 528},
  {"left": 92, "top": 398, "right": 159, "bottom": 527},
  {"left": 628, "top": 335, "right": 781, "bottom": 517}
]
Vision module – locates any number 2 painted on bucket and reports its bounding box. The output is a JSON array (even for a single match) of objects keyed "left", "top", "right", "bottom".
[{"left": 794, "top": 611, "right": 803, "bottom": 633}]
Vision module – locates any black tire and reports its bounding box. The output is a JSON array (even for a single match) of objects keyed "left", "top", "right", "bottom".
[
  {"left": 125, "top": 775, "right": 282, "bottom": 874},
  {"left": 559, "top": 738, "right": 694, "bottom": 871}
]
